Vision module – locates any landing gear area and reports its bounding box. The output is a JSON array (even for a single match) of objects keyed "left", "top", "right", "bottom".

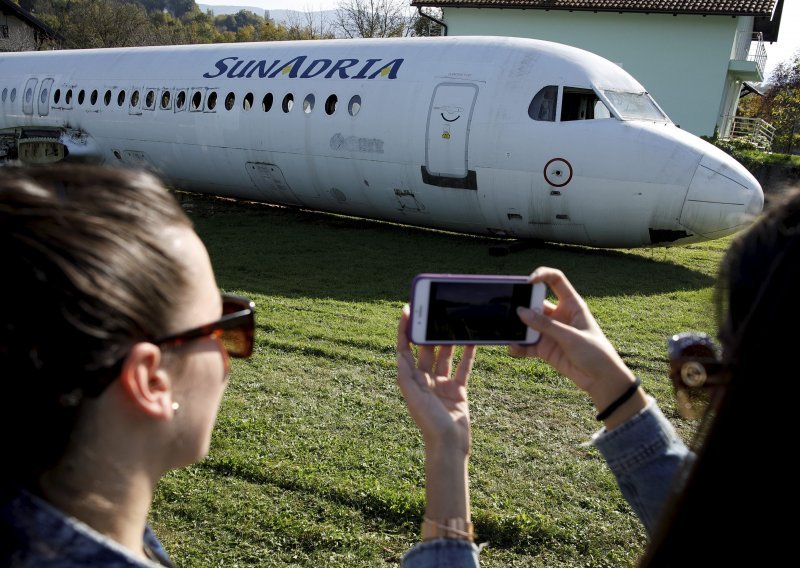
[{"left": 488, "top": 239, "right": 543, "bottom": 256}]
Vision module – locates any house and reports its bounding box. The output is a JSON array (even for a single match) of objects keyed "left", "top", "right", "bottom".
[
  {"left": 411, "top": 0, "right": 784, "bottom": 139},
  {"left": 1, "top": 0, "right": 62, "bottom": 52}
]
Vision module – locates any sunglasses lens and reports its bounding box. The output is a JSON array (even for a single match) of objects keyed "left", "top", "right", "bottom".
[
  {"left": 221, "top": 297, "right": 254, "bottom": 358},
  {"left": 221, "top": 327, "right": 252, "bottom": 358}
]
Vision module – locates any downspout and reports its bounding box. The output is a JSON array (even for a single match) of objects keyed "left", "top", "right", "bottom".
[{"left": 417, "top": 6, "right": 447, "bottom": 36}]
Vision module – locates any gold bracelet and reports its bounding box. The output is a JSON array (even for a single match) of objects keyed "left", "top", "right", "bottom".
[{"left": 421, "top": 517, "right": 474, "bottom": 542}]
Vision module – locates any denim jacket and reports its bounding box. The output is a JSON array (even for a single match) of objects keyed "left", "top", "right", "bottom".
[
  {"left": 401, "top": 400, "right": 690, "bottom": 567},
  {"left": 0, "top": 489, "right": 172, "bottom": 567}
]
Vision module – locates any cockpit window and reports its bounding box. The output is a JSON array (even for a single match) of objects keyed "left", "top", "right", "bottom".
[
  {"left": 601, "top": 90, "right": 667, "bottom": 121},
  {"left": 528, "top": 85, "right": 557, "bottom": 121},
  {"left": 561, "top": 88, "right": 610, "bottom": 121}
]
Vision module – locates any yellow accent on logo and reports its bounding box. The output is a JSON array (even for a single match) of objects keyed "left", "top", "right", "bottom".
[
  {"left": 380, "top": 67, "right": 391, "bottom": 77},
  {"left": 442, "top": 132, "right": 451, "bottom": 139},
  {"left": 282, "top": 66, "right": 292, "bottom": 75}
]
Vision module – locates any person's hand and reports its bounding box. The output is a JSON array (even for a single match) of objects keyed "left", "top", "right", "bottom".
[
  {"left": 510, "top": 268, "right": 643, "bottom": 426},
  {"left": 396, "top": 305, "right": 476, "bottom": 455},
  {"left": 396, "top": 305, "right": 476, "bottom": 523}
]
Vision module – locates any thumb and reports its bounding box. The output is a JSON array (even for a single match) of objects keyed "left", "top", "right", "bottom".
[{"left": 517, "top": 306, "right": 582, "bottom": 348}]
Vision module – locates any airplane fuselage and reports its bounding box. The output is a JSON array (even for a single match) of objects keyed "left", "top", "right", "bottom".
[{"left": 0, "top": 36, "right": 764, "bottom": 247}]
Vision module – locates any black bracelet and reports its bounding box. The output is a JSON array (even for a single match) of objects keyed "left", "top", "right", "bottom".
[{"left": 595, "top": 377, "right": 642, "bottom": 421}]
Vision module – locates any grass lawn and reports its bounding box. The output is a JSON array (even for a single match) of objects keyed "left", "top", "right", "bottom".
[{"left": 150, "top": 192, "right": 730, "bottom": 566}]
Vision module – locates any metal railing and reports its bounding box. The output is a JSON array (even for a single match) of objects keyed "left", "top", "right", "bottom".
[
  {"left": 732, "top": 30, "right": 767, "bottom": 77},
  {"left": 725, "top": 116, "right": 776, "bottom": 150}
]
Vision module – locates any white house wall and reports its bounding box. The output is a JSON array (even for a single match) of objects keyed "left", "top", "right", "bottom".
[{"left": 444, "top": 9, "right": 741, "bottom": 137}]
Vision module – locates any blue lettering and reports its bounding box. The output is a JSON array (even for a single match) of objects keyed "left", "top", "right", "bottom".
[
  {"left": 352, "top": 59, "right": 381, "bottom": 79},
  {"left": 227, "top": 60, "right": 256, "bottom": 78},
  {"left": 325, "top": 59, "right": 359, "bottom": 79},
  {"left": 300, "top": 59, "right": 333, "bottom": 79},
  {"left": 203, "top": 57, "right": 237, "bottom": 79},
  {"left": 268, "top": 56, "right": 308, "bottom": 79},
  {"left": 203, "top": 56, "right": 402, "bottom": 80},
  {"left": 368, "top": 59, "right": 404, "bottom": 80},
  {"left": 246, "top": 59, "right": 282, "bottom": 79}
]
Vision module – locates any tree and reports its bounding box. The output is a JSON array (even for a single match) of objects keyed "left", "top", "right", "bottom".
[
  {"left": 740, "top": 51, "right": 800, "bottom": 153},
  {"left": 334, "top": 0, "right": 413, "bottom": 38},
  {"left": 284, "top": 8, "right": 334, "bottom": 40},
  {"left": 411, "top": 6, "right": 443, "bottom": 37},
  {"left": 58, "top": 0, "right": 158, "bottom": 48}
]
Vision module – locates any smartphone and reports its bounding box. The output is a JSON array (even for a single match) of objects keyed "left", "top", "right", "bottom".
[{"left": 408, "top": 273, "right": 547, "bottom": 345}]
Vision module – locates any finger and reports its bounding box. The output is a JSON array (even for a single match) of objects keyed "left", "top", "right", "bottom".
[
  {"left": 396, "top": 305, "right": 412, "bottom": 355},
  {"left": 517, "top": 306, "right": 582, "bottom": 348},
  {"left": 417, "top": 345, "right": 435, "bottom": 372},
  {"left": 435, "top": 345, "right": 454, "bottom": 377},
  {"left": 529, "top": 267, "right": 580, "bottom": 304},
  {"left": 454, "top": 344, "right": 476, "bottom": 387}
]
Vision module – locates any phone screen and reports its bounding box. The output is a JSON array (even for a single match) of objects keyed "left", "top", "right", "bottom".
[{"left": 426, "top": 281, "right": 533, "bottom": 342}]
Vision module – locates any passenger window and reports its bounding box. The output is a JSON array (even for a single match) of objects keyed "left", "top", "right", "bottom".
[
  {"left": 207, "top": 91, "right": 217, "bottom": 111},
  {"left": 65, "top": 89, "right": 73, "bottom": 105},
  {"left": 528, "top": 85, "right": 557, "bottom": 121},
  {"left": 91, "top": 90, "right": 98, "bottom": 105},
  {"left": 262, "top": 93, "right": 273, "bottom": 112},
  {"left": 78, "top": 90, "right": 85, "bottom": 105},
  {"left": 131, "top": 90, "right": 140, "bottom": 107},
  {"left": 25, "top": 87, "right": 33, "bottom": 103},
  {"left": 161, "top": 90, "right": 172, "bottom": 110},
  {"left": 191, "top": 91, "right": 203, "bottom": 111},
  {"left": 40, "top": 88, "right": 48, "bottom": 104},
  {"left": 145, "top": 90, "right": 155, "bottom": 110},
  {"left": 325, "top": 95, "right": 337, "bottom": 115},
  {"left": 10, "top": 88, "right": 17, "bottom": 102},
  {"left": 243, "top": 92, "right": 253, "bottom": 111},
  {"left": 225, "top": 92, "right": 235, "bottom": 110},
  {"left": 1, "top": 88, "right": 6, "bottom": 102},
  {"left": 104, "top": 90, "right": 112, "bottom": 106},
  {"left": 348, "top": 95, "right": 361, "bottom": 116},
  {"left": 176, "top": 90, "right": 186, "bottom": 110},
  {"left": 303, "top": 94, "right": 314, "bottom": 114},
  {"left": 561, "top": 87, "right": 608, "bottom": 121},
  {"left": 117, "top": 90, "right": 126, "bottom": 106},
  {"left": 282, "top": 93, "right": 294, "bottom": 113},
  {"left": 53, "top": 89, "right": 61, "bottom": 104}
]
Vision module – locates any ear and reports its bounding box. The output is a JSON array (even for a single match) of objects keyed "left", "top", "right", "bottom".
[{"left": 118, "top": 342, "right": 175, "bottom": 421}]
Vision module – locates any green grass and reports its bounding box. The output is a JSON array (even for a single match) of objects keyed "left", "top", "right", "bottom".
[{"left": 150, "top": 193, "right": 730, "bottom": 566}]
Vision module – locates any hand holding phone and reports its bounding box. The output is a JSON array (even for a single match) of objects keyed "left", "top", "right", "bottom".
[{"left": 408, "top": 273, "right": 547, "bottom": 345}]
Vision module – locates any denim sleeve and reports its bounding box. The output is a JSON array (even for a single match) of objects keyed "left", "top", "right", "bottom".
[
  {"left": 590, "top": 399, "right": 692, "bottom": 535},
  {"left": 402, "top": 539, "right": 480, "bottom": 568}
]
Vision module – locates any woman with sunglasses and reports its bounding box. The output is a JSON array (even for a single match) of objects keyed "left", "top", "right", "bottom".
[
  {"left": 397, "top": 188, "right": 800, "bottom": 565},
  {"left": 0, "top": 165, "right": 261, "bottom": 565},
  {"left": 0, "top": 164, "right": 473, "bottom": 567}
]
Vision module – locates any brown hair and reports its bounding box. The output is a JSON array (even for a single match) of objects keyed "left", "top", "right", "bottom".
[
  {"left": 0, "top": 164, "right": 192, "bottom": 487},
  {"left": 641, "top": 187, "right": 800, "bottom": 565}
]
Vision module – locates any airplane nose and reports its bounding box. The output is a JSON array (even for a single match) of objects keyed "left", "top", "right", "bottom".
[{"left": 679, "top": 153, "right": 764, "bottom": 239}]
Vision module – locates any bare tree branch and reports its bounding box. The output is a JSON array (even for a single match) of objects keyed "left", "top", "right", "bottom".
[{"left": 334, "top": 0, "right": 413, "bottom": 39}]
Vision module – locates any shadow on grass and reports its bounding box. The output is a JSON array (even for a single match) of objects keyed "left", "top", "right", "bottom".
[
  {"left": 200, "top": 456, "right": 573, "bottom": 554},
  {"left": 178, "top": 192, "right": 716, "bottom": 303}
]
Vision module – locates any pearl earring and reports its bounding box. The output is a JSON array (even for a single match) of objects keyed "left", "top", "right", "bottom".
[{"left": 171, "top": 401, "right": 180, "bottom": 413}]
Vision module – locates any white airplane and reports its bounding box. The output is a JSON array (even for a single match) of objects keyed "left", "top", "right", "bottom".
[{"left": 0, "top": 36, "right": 763, "bottom": 248}]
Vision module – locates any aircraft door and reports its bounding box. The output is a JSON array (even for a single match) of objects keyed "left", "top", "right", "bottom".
[
  {"left": 38, "top": 79, "right": 53, "bottom": 116},
  {"left": 23, "top": 78, "right": 38, "bottom": 116},
  {"left": 425, "top": 83, "right": 478, "bottom": 179}
]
